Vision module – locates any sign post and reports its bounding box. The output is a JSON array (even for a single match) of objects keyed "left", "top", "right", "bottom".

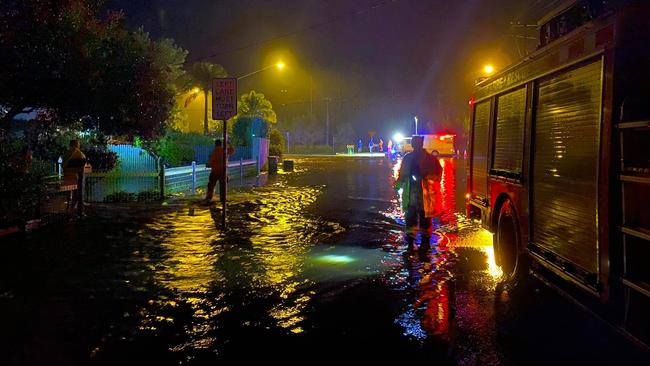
[{"left": 212, "top": 77, "right": 237, "bottom": 229}]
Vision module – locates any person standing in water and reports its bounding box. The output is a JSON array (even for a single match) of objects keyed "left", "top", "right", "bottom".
[
  {"left": 206, "top": 139, "right": 234, "bottom": 203},
  {"left": 396, "top": 136, "right": 442, "bottom": 240}
]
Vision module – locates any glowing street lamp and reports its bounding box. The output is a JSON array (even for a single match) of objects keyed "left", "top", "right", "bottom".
[{"left": 483, "top": 64, "right": 495, "bottom": 75}]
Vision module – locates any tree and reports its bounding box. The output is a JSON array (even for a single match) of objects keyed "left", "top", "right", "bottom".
[
  {"left": 183, "top": 62, "right": 228, "bottom": 135},
  {"left": 333, "top": 122, "right": 357, "bottom": 146},
  {"left": 231, "top": 116, "right": 268, "bottom": 147},
  {"left": 0, "top": 0, "right": 187, "bottom": 138},
  {"left": 237, "top": 91, "right": 277, "bottom": 124},
  {"left": 229, "top": 91, "right": 277, "bottom": 146}
]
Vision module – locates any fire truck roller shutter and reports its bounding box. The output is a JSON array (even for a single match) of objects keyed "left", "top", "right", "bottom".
[
  {"left": 532, "top": 58, "right": 603, "bottom": 275},
  {"left": 471, "top": 101, "right": 491, "bottom": 198},
  {"left": 494, "top": 87, "right": 527, "bottom": 174}
]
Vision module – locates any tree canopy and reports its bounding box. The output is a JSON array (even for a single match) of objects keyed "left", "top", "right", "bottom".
[
  {"left": 183, "top": 62, "right": 228, "bottom": 92},
  {"left": 182, "top": 62, "right": 228, "bottom": 135},
  {"left": 238, "top": 91, "right": 277, "bottom": 124},
  {"left": 0, "top": 0, "right": 187, "bottom": 138}
]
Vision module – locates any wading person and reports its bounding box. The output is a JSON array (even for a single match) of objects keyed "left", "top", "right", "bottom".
[
  {"left": 63, "top": 139, "right": 87, "bottom": 216},
  {"left": 396, "top": 136, "right": 442, "bottom": 241},
  {"left": 206, "top": 139, "right": 234, "bottom": 203}
]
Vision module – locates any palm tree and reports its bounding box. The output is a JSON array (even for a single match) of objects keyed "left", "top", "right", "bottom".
[
  {"left": 238, "top": 90, "right": 277, "bottom": 123},
  {"left": 184, "top": 62, "right": 228, "bottom": 135}
]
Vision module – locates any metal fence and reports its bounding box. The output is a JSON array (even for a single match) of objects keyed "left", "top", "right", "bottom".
[
  {"left": 81, "top": 143, "right": 258, "bottom": 202},
  {"left": 84, "top": 145, "right": 160, "bottom": 202},
  {"left": 84, "top": 160, "right": 259, "bottom": 202},
  {"left": 109, "top": 144, "right": 158, "bottom": 172},
  {"left": 164, "top": 159, "right": 258, "bottom": 195},
  {"left": 85, "top": 170, "right": 161, "bottom": 202}
]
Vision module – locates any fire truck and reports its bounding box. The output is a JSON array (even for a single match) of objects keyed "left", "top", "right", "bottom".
[{"left": 467, "top": 0, "right": 650, "bottom": 346}]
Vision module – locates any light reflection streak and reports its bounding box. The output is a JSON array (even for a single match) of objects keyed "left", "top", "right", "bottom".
[
  {"left": 243, "top": 185, "right": 343, "bottom": 334},
  {"left": 136, "top": 208, "right": 225, "bottom": 351},
  {"left": 389, "top": 157, "right": 503, "bottom": 340}
]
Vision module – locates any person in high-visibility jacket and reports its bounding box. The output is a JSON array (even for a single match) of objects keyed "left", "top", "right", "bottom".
[
  {"left": 396, "top": 136, "right": 442, "bottom": 236},
  {"left": 206, "top": 139, "right": 234, "bottom": 202},
  {"left": 62, "top": 139, "right": 88, "bottom": 215}
]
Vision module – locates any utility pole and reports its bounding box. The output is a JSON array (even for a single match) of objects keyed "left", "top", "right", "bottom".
[
  {"left": 325, "top": 97, "right": 330, "bottom": 146},
  {"left": 286, "top": 131, "right": 290, "bottom": 154},
  {"left": 310, "top": 75, "right": 314, "bottom": 117},
  {"left": 414, "top": 116, "right": 418, "bottom": 135}
]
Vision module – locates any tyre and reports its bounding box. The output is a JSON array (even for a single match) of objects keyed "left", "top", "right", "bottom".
[{"left": 495, "top": 198, "right": 528, "bottom": 286}]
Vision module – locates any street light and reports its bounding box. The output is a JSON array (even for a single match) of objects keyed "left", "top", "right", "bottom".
[
  {"left": 238, "top": 61, "right": 285, "bottom": 80},
  {"left": 483, "top": 64, "right": 495, "bottom": 75}
]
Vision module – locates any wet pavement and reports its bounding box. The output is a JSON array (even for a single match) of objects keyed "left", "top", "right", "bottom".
[{"left": 0, "top": 156, "right": 648, "bottom": 365}]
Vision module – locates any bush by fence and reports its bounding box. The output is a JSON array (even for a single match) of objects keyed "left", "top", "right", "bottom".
[{"left": 153, "top": 131, "right": 214, "bottom": 167}]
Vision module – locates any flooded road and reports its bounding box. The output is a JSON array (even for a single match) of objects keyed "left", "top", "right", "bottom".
[{"left": 0, "top": 157, "right": 647, "bottom": 365}]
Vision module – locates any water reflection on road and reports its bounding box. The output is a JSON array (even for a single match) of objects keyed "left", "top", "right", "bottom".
[
  {"left": 123, "top": 156, "right": 503, "bottom": 361},
  {"left": 1, "top": 156, "right": 644, "bottom": 365}
]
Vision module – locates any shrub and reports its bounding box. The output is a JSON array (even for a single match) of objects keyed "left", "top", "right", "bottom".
[
  {"left": 0, "top": 138, "right": 49, "bottom": 224},
  {"left": 23, "top": 120, "right": 117, "bottom": 170},
  {"left": 269, "top": 128, "right": 285, "bottom": 148},
  {"left": 137, "top": 190, "right": 159, "bottom": 202},
  {"left": 79, "top": 132, "right": 118, "bottom": 170},
  {"left": 269, "top": 144, "right": 283, "bottom": 159},
  {"left": 232, "top": 116, "right": 268, "bottom": 147},
  {"left": 152, "top": 131, "right": 214, "bottom": 167},
  {"left": 103, "top": 191, "right": 136, "bottom": 203}
]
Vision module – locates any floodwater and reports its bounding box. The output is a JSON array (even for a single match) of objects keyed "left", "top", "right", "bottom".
[{"left": 0, "top": 157, "right": 647, "bottom": 365}]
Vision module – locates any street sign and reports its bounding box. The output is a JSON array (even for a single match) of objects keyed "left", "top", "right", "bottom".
[
  {"left": 212, "top": 78, "right": 237, "bottom": 120},
  {"left": 211, "top": 77, "right": 237, "bottom": 230}
]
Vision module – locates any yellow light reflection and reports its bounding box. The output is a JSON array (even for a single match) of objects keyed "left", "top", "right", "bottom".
[
  {"left": 470, "top": 228, "right": 503, "bottom": 278},
  {"left": 392, "top": 158, "right": 402, "bottom": 180},
  {"left": 245, "top": 186, "right": 342, "bottom": 334},
  {"left": 454, "top": 227, "right": 502, "bottom": 279},
  {"left": 483, "top": 241, "right": 504, "bottom": 279},
  {"left": 137, "top": 208, "right": 224, "bottom": 351}
]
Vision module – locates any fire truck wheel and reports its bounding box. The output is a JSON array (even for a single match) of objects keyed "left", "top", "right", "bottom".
[{"left": 496, "top": 198, "right": 527, "bottom": 286}]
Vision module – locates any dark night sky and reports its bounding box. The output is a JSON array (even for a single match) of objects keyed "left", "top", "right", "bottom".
[{"left": 106, "top": 0, "right": 566, "bottom": 138}]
